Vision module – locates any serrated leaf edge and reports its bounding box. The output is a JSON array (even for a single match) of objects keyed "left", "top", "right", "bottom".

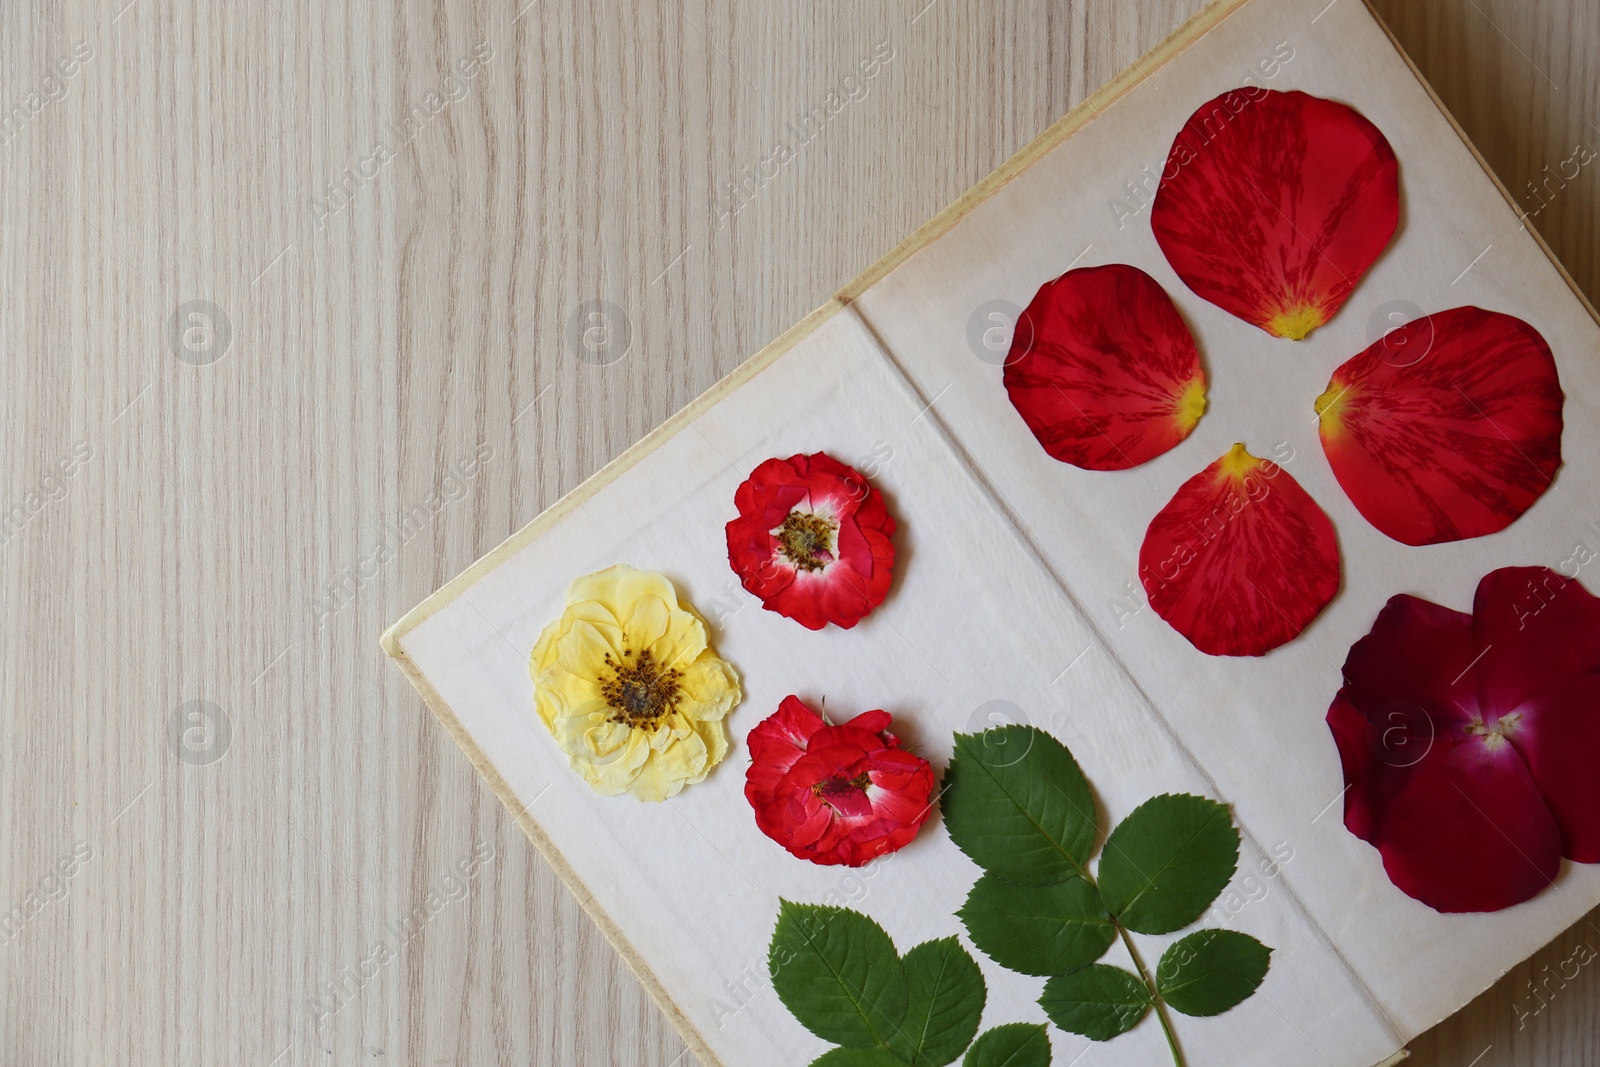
[
  {"left": 1099, "top": 793, "right": 1240, "bottom": 933},
  {"left": 772, "top": 900, "right": 909, "bottom": 1051},
  {"left": 949, "top": 728, "right": 1094, "bottom": 882}
]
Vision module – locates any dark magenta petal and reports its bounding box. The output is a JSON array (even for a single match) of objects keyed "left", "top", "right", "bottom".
[
  {"left": 1317, "top": 308, "right": 1564, "bottom": 545},
  {"left": 1140, "top": 444, "right": 1340, "bottom": 656},
  {"left": 1472, "top": 566, "right": 1600, "bottom": 714},
  {"left": 1003, "top": 264, "right": 1206, "bottom": 470},
  {"left": 1373, "top": 739, "right": 1560, "bottom": 913},
  {"left": 1340, "top": 594, "right": 1477, "bottom": 727},
  {"left": 1508, "top": 675, "right": 1600, "bottom": 862},
  {"left": 1329, "top": 595, "right": 1480, "bottom": 844},
  {"left": 1329, "top": 690, "right": 1459, "bottom": 849},
  {"left": 1151, "top": 88, "right": 1399, "bottom": 339},
  {"left": 1328, "top": 693, "right": 1388, "bottom": 844}
]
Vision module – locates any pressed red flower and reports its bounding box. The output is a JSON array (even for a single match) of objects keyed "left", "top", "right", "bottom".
[
  {"left": 1003, "top": 263, "right": 1207, "bottom": 470},
  {"left": 1317, "top": 306, "right": 1564, "bottom": 546},
  {"left": 1327, "top": 567, "right": 1600, "bottom": 912},
  {"left": 1151, "top": 87, "right": 1399, "bottom": 340},
  {"left": 745, "top": 696, "right": 935, "bottom": 867},
  {"left": 1140, "top": 444, "right": 1340, "bottom": 657},
  {"left": 725, "top": 452, "right": 896, "bottom": 630}
]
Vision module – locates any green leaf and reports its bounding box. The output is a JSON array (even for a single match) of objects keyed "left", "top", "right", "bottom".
[
  {"left": 769, "top": 901, "right": 909, "bottom": 1050},
  {"left": 1038, "top": 964, "right": 1151, "bottom": 1041},
  {"left": 886, "top": 937, "right": 986, "bottom": 1067},
  {"left": 942, "top": 727, "right": 1097, "bottom": 885},
  {"left": 1155, "top": 929, "right": 1272, "bottom": 1017},
  {"left": 811, "top": 1049, "right": 908, "bottom": 1067},
  {"left": 958, "top": 873, "right": 1115, "bottom": 977},
  {"left": 961, "top": 1022, "right": 1052, "bottom": 1066},
  {"left": 1096, "top": 794, "right": 1240, "bottom": 934}
]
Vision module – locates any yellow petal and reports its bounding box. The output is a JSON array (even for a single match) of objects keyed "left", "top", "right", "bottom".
[
  {"left": 629, "top": 728, "right": 710, "bottom": 801},
  {"left": 624, "top": 594, "right": 672, "bottom": 654},
  {"left": 567, "top": 564, "right": 676, "bottom": 615},
  {"left": 530, "top": 616, "right": 564, "bottom": 675},
  {"left": 649, "top": 606, "right": 709, "bottom": 670},
  {"left": 552, "top": 620, "right": 619, "bottom": 681},
  {"left": 696, "top": 715, "right": 730, "bottom": 768},
  {"left": 678, "top": 656, "right": 741, "bottom": 722}
]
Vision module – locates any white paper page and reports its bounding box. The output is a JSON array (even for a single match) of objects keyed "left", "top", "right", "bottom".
[
  {"left": 851, "top": 0, "right": 1600, "bottom": 1040},
  {"left": 398, "top": 307, "right": 1399, "bottom": 1067}
]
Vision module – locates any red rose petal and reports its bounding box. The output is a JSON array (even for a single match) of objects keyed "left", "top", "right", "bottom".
[
  {"left": 745, "top": 695, "right": 825, "bottom": 805},
  {"left": 1471, "top": 566, "right": 1600, "bottom": 713},
  {"left": 1003, "top": 264, "right": 1207, "bottom": 470},
  {"left": 1140, "top": 444, "right": 1340, "bottom": 656},
  {"left": 1151, "top": 88, "right": 1399, "bottom": 339},
  {"left": 1371, "top": 739, "right": 1560, "bottom": 913},
  {"left": 841, "top": 709, "right": 895, "bottom": 737},
  {"left": 1510, "top": 675, "right": 1600, "bottom": 863},
  {"left": 1317, "top": 307, "right": 1564, "bottom": 546}
]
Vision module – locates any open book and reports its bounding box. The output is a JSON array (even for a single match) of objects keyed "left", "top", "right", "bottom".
[{"left": 383, "top": 0, "right": 1600, "bottom": 1063}]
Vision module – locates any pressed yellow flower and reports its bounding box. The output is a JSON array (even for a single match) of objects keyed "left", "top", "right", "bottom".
[{"left": 530, "top": 564, "right": 740, "bottom": 801}]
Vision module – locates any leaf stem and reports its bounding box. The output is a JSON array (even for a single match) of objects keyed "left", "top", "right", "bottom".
[{"left": 1115, "top": 924, "right": 1184, "bottom": 1067}]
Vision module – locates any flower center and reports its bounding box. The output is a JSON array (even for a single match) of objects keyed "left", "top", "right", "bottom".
[
  {"left": 775, "top": 510, "right": 838, "bottom": 572},
  {"left": 598, "top": 648, "right": 683, "bottom": 731},
  {"left": 811, "top": 772, "right": 872, "bottom": 804},
  {"left": 1466, "top": 712, "right": 1523, "bottom": 752}
]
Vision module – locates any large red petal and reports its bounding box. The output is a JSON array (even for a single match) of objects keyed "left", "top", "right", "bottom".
[
  {"left": 1139, "top": 444, "right": 1340, "bottom": 656},
  {"left": 1508, "top": 675, "right": 1600, "bottom": 862},
  {"left": 840, "top": 710, "right": 894, "bottom": 736},
  {"left": 1472, "top": 566, "right": 1600, "bottom": 713},
  {"left": 1151, "top": 88, "right": 1398, "bottom": 339},
  {"left": 1003, "top": 264, "right": 1206, "bottom": 470},
  {"left": 747, "top": 696, "right": 823, "bottom": 763},
  {"left": 1328, "top": 693, "right": 1384, "bottom": 844},
  {"left": 1340, "top": 594, "right": 1478, "bottom": 723},
  {"left": 1317, "top": 308, "right": 1564, "bottom": 545},
  {"left": 1370, "top": 738, "right": 1560, "bottom": 913},
  {"left": 745, "top": 697, "right": 824, "bottom": 813},
  {"left": 1327, "top": 594, "right": 1480, "bottom": 842}
]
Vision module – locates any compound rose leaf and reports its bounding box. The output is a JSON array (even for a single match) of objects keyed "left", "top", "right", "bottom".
[
  {"left": 1039, "top": 965, "right": 1151, "bottom": 1042},
  {"left": 943, "top": 727, "right": 1097, "bottom": 884},
  {"left": 1097, "top": 794, "right": 1240, "bottom": 935},
  {"left": 961, "top": 1023, "right": 1052, "bottom": 1067},
  {"left": 959, "top": 873, "right": 1116, "bottom": 977},
  {"left": 769, "top": 901, "right": 909, "bottom": 1049},
  {"left": 888, "top": 937, "right": 987, "bottom": 1067},
  {"left": 1155, "top": 930, "right": 1271, "bottom": 1017}
]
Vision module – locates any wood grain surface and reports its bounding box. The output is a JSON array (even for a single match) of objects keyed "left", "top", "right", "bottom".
[{"left": 1, "top": 1, "right": 1594, "bottom": 1064}]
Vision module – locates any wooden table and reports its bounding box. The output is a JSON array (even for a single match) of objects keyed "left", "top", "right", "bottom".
[{"left": 3, "top": 1, "right": 1595, "bottom": 1063}]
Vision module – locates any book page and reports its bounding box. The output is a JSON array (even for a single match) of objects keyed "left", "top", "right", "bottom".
[
  {"left": 394, "top": 305, "right": 1399, "bottom": 1066},
  {"left": 851, "top": 0, "right": 1600, "bottom": 1040}
]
